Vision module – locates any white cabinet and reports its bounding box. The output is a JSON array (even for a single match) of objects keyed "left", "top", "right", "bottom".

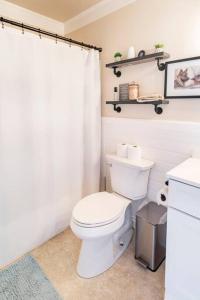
[
  {"left": 165, "top": 158, "right": 200, "bottom": 300},
  {"left": 168, "top": 180, "right": 200, "bottom": 219},
  {"left": 165, "top": 206, "right": 200, "bottom": 300}
]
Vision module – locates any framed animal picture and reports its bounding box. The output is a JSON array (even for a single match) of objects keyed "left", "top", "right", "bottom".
[{"left": 164, "top": 56, "right": 200, "bottom": 98}]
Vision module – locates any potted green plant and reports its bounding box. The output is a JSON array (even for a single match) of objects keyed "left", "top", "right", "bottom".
[
  {"left": 154, "top": 43, "right": 164, "bottom": 53},
  {"left": 114, "top": 52, "right": 122, "bottom": 62}
]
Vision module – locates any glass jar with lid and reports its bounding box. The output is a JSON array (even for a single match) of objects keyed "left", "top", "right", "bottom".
[{"left": 129, "top": 82, "right": 139, "bottom": 100}]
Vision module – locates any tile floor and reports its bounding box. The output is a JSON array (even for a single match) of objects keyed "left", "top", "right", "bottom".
[{"left": 31, "top": 229, "right": 165, "bottom": 300}]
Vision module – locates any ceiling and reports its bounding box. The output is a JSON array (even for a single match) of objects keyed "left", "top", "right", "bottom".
[{"left": 5, "top": 0, "right": 102, "bottom": 22}]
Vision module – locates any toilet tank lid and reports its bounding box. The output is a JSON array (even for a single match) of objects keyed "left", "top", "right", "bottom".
[{"left": 106, "top": 154, "right": 154, "bottom": 171}]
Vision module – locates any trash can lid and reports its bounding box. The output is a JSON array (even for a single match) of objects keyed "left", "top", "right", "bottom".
[{"left": 136, "top": 202, "right": 167, "bottom": 225}]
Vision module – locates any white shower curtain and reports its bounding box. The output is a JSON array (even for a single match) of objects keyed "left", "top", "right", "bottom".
[
  {"left": 83, "top": 50, "right": 101, "bottom": 196},
  {"left": 0, "top": 26, "right": 101, "bottom": 266}
]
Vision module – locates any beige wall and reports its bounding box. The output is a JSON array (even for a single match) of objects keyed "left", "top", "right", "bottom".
[{"left": 70, "top": 0, "right": 200, "bottom": 121}]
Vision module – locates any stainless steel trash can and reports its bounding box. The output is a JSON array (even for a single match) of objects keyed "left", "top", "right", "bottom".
[{"left": 135, "top": 202, "right": 167, "bottom": 271}]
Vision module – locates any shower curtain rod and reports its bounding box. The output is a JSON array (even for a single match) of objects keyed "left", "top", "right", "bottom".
[{"left": 0, "top": 16, "right": 102, "bottom": 52}]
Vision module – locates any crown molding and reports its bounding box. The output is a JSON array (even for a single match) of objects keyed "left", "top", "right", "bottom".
[
  {"left": 64, "top": 0, "right": 136, "bottom": 34},
  {"left": 0, "top": 0, "right": 64, "bottom": 34}
]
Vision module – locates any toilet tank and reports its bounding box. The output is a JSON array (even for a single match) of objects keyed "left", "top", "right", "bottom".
[{"left": 106, "top": 154, "right": 154, "bottom": 201}]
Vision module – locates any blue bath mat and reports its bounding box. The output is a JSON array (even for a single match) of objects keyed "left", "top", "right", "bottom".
[{"left": 0, "top": 256, "right": 62, "bottom": 300}]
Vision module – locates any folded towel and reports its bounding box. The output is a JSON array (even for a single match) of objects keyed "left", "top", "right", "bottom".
[{"left": 136, "top": 94, "right": 164, "bottom": 102}]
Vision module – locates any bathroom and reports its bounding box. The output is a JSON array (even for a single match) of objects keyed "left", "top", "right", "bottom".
[{"left": 0, "top": 0, "right": 200, "bottom": 299}]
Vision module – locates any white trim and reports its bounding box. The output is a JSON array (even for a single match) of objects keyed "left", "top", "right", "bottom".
[
  {"left": 64, "top": 0, "right": 136, "bottom": 34},
  {"left": 0, "top": 0, "right": 64, "bottom": 34}
]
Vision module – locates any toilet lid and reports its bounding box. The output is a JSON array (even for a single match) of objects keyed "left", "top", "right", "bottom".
[{"left": 72, "top": 192, "right": 127, "bottom": 226}]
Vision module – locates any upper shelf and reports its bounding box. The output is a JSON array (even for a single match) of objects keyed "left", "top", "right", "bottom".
[
  {"left": 106, "top": 52, "right": 170, "bottom": 68},
  {"left": 106, "top": 52, "right": 170, "bottom": 76}
]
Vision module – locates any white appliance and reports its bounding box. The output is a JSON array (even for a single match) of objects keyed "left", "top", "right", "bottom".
[
  {"left": 165, "top": 158, "right": 200, "bottom": 300},
  {"left": 70, "top": 154, "right": 154, "bottom": 278}
]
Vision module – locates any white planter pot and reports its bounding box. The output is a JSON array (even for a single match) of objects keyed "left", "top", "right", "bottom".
[
  {"left": 115, "top": 56, "right": 122, "bottom": 62},
  {"left": 155, "top": 47, "right": 164, "bottom": 53}
]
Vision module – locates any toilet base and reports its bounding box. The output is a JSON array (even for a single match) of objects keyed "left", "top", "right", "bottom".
[{"left": 77, "top": 222, "right": 133, "bottom": 278}]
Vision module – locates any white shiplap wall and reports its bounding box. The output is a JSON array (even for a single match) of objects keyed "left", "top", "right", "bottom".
[{"left": 102, "top": 117, "right": 200, "bottom": 201}]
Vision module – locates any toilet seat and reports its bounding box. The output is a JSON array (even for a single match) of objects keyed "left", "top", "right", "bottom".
[{"left": 72, "top": 192, "right": 129, "bottom": 228}]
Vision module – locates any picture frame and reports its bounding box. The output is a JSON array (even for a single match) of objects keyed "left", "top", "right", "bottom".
[{"left": 164, "top": 56, "right": 200, "bottom": 99}]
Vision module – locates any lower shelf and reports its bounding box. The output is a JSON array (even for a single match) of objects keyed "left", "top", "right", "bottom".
[{"left": 106, "top": 99, "right": 169, "bottom": 114}]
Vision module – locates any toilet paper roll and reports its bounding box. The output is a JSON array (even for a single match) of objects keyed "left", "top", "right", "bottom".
[
  {"left": 117, "top": 143, "right": 128, "bottom": 158},
  {"left": 157, "top": 187, "right": 168, "bottom": 207},
  {"left": 127, "top": 144, "right": 142, "bottom": 161}
]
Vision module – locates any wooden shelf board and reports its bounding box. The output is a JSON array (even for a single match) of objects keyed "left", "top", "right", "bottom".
[
  {"left": 106, "top": 100, "right": 169, "bottom": 105},
  {"left": 106, "top": 52, "right": 170, "bottom": 69}
]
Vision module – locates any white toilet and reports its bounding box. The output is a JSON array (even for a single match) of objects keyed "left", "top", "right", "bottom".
[{"left": 70, "top": 154, "right": 154, "bottom": 278}]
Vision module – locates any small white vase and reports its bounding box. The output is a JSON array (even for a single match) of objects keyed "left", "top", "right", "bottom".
[{"left": 127, "top": 46, "right": 136, "bottom": 59}]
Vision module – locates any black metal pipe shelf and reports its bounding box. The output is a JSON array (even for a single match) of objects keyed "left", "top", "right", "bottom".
[
  {"left": 106, "top": 100, "right": 169, "bottom": 105},
  {"left": 106, "top": 99, "right": 169, "bottom": 114},
  {"left": 106, "top": 52, "right": 169, "bottom": 68},
  {"left": 106, "top": 52, "right": 170, "bottom": 77}
]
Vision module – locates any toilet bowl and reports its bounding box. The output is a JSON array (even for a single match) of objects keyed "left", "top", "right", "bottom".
[
  {"left": 71, "top": 192, "right": 132, "bottom": 278},
  {"left": 71, "top": 154, "right": 154, "bottom": 278}
]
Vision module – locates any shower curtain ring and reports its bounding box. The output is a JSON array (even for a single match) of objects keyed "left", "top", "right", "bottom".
[
  {"left": 55, "top": 34, "right": 58, "bottom": 44},
  {"left": 81, "top": 42, "right": 84, "bottom": 51},
  {"left": 38, "top": 29, "right": 42, "bottom": 39},
  {"left": 21, "top": 23, "right": 24, "bottom": 34},
  {"left": 1, "top": 18, "right": 4, "bottom": 29},
  {"left": 69, "top": 38, "right": 72, "bottom": 47}
]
